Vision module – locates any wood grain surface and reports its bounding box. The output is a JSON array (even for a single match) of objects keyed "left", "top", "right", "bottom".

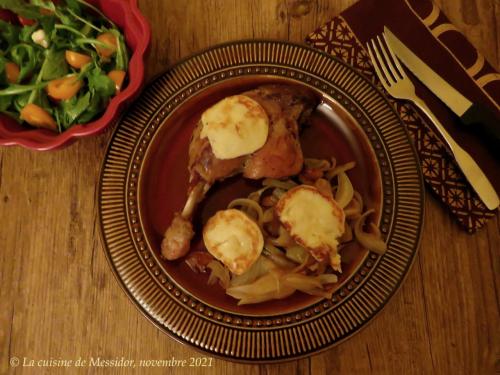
[{"left": 1, "top": 0, "right": 499, "bottom": 374}]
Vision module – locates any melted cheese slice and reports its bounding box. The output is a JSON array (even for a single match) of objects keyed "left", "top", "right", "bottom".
[
  {"left": 200, "top": 95, "right": 269, "bottom": 159},
  {"left": 276, "top": 185, "right": 345, "bottom": 261},
  {"left": 203, "top": 209, "right": 264, "bottom": 275}
]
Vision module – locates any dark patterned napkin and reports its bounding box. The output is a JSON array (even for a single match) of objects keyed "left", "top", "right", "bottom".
[{"left": 306, "top": 0, "right": 499, "bottom": 232}]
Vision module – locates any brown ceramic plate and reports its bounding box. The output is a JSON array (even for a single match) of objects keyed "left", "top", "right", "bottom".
[{"left": 98, "top": 40, "right": 424, "bottom": 362}]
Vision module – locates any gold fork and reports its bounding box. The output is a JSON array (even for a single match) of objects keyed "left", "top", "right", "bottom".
[{"left": 366, "top": 33, "right": 499, "bottom": 210}]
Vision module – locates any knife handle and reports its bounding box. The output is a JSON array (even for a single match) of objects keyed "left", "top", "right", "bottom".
[
  {"left": 460, "top": 103, "right": 500, "bottom": 156},
  {"left": 412, "top": 96, "right": 499, "bottom": 210}
]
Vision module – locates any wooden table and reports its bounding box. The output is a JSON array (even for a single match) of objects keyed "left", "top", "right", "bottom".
[{"left": 1, "top": 1, "right": 499, "bottom": 374}]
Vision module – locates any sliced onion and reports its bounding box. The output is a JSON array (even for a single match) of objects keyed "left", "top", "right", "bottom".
[
  {"left": 354, "top": 209, "right": 387, "bottom": 254},
  {"left": 305, "top": 288, "right": 334, "bottom": 299},
  {"left": 270, "top": 225, "right": 294, "bottom": 247},
  {"left": 266, "top": 252, "right": 297, "bottom": 270},
  {"left": 227, "top": 269, "right": 340, "bottom": 305},
  {"left": 330, "top": 252, "right": 342, "bottom": 273},
  {"left": 335, "top": 172, "right": 354, "bottom": 208},
  {"left": 226, "top": 273, "right": 279, "bottom": 299},
  {"left": 262, "top": 178, "right": 297, "bottom": 190},
  {"left": 354, "top": 190, "right": 364, "bottom": 209},
  {"left": 272, "top": 188, "right": 286, "bottom": 199},
  {"left": 281, "top": 274, "right": 322, "bottom": 294},
  {"left": 339, "top": 221, "right": 353, "bottom": 243},
  {"left": 207, "top": 260, "right": 230, "bottom": 289},
  {"left": 328, "top": 157, "right": 337, "bottom": 171},
  {"left": 185, "top": 251, "right": 214, "bottom": 273},
  {"left": 317, "top": 273, "right": 338, "bottom": 285},
  {"left": 285, "top": 245, "right": 309, "bottom": 264},
  {"left": 228, "top": 198, "right": 264, "bottom": 225},
  {"left": 314, "top": 178, "right": 334, "bottom": 199},
  {"left": 229, "top": 256, "right": 275, "bottom": 287},
  {"left": 326, "top": 161, "right": 356, "bottom": 180},
  {"left": 235, "top": 281, "right": 295, "bottom": 305},
  {"left": 261, "top": 195, "right": 278, "bottom": 207},
  {"left": 227, "top": 271, "right": 296, "bottom": 305},
  {"left": 304, "top": 158, "right": 332, "bottom": 170},
  {"left": 290, "top": 253, "right": 312, "bottom": 273},
  {"left": 315, "top": 258, "right": 328, "bottom": 275},
  {"left": 344, "top": 190, "right": 363, "bottom": 219},
  {"left": 262, "top": 208, "right": 274, "bottom": 223},
  {"left": 248, "top": 186, "right": 273, "bottom": 202},
  {"left": 263, "top": 241, "right": 283, "bottom": 256}
]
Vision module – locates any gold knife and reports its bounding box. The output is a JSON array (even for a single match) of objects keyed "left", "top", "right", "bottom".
[{"left": 384, "top": 26, "right": 500, "bottom": 154}]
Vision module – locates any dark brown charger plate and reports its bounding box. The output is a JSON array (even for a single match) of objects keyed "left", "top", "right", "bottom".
[{"left": 98, "top": 40, "right": 424, "bottom": 362}]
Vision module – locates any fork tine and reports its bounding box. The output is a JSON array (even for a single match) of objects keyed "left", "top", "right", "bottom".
[
  {"left": 371, "top": 39, "right": 396, "bottom": 86},
  {"left": 382, "top": 32, "right": 405, "bottom": 78},
  {"left": 366, "top": 39, "right": 390, "bottom": 91},
  {"left": 375, "top": 35, "right": 401, "bottom": 82}
]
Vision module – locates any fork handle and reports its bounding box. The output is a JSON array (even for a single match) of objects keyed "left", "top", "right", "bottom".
[{"left": 412, "top": 97, "right": 499, "bottom": 210}]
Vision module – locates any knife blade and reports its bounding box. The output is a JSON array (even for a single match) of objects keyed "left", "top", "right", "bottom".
[{"left": 384, "top": 26, "right": 500, "bottom": 154}]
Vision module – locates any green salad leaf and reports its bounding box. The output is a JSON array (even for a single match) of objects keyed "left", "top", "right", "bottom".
[
  {"left": 19, "top": 23, "right": 38, "bottom": 43},
  {"left": 10, "top": 44, "right": 37, "bottom": 81},
  {"left": 0, "top": 20, "right": 19, "bottom": 50},
  {"left": 0, "top": 56, "right": 6, "bottom": 85},
  {"left": 109, "top": 28, "right": 128, "bottom": 71},
  {"left": 86, "top": 65, "right": 116, "bottom": 98},
  {"left": 0, "top": 0, "right": 43, "bottom": 21},
  {"left": 66, "top": 0, "right": 83, "bottom": 15},
  {"left": 39, "top": 15, "right": 56, "bottom": 38},
  {"left": 0, "top": 95, "right": 12, "bottom": 112},
  {"left": 0, "top": 82, "right": 48, "bottom": 96},
  {"left": 29, "top": 0, "right": 56, "bottom": 12},
  {"left": 41, "top": 49, "right": 68, "bottom": 80},
  {"left": 57, "top": 91, "right": 90, "bottom": 128},
  {"left": 75, "top": 64, "right": 116, "bottom": 124}
]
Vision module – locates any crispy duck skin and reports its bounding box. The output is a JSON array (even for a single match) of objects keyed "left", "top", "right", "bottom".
[{"left": 161, "top": 84, "right": 317, "bottom": 260}]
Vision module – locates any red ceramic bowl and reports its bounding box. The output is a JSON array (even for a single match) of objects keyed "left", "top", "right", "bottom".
[{"left": 0, "top": 0, "right": 151, "bottom": 150}]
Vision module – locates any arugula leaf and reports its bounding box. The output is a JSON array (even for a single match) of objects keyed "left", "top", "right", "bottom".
[
  {"left": 13, "top": 91, "right": 31, "bottom": 112},
  {"left": 109, "top": 28, "right": 128, "bottom": 71},
  {"left": 0, "top": 95, "right": 12, "bottom": 112},
  {"left": 54, "top": 9, "right": 80, "bottom": 29},
  {"left": 76, "top": 91, "right": 101, "bottom": 123},
  {"left": 59, "top": 91, "right": 90, "bottom": 127},
  {"left": 65, "top": 6, "right": 102, "bottom": 33},
  {"left": 79, "top": 23, "right": 92, "bottom": 36},
  {"left": 29, "top": 0, "right": 56, "bottom": 12},
  {"left": 9, "top": 44, "right": 37, "bottom": 82},
  {"left": 41, "top": 48, "right": 68, "bottom": 80},
  {"left": 0, "top": 56, "right": 6, "bottom": 86},
  {"left": 54, "top": 23, "right": 86, "bottom": 38},
  {"left": 65, "top": 0, "right": 83, "bottom": 15},
  {"left": 39, "top": 15, "right": 56, "bottom": 38},
  {"left": 70, "top": 65, "right": 114, "bottom": 125},
  {"left": 27, "top": 48, "right": 51, "bottom": 104},
  {"left": 19, "top": 24, "right": 38, "bottom": 43},
  {"left": 33, "top": 89, "right": 51, "bottom": 112},
  {"left": 0, "top": 0, "right": 42, "bottom": 20},
  {"left": 74, "top": 0, "right": 116, "bottom": 28},
  {"left": 86, "top": 65, "right": 115, "bottom": 98},
  {"left": 0, "top": 82, "right": 48, "bottom": 96},
  {"left": 0, "top": 19, "right": 20, "bottom": 50},
  {"left": 75, "top": 37, "right": 112, "bottom": 50}
]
